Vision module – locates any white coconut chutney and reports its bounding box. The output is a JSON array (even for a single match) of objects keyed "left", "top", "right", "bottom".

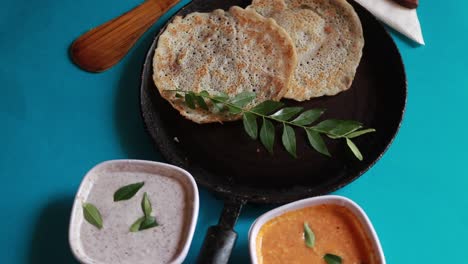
[{"left": 70, "top": 161, "right": 197, "bottom": 264}]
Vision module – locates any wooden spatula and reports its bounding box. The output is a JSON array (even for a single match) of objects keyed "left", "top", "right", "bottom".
[
  {"left": 392, "top": 0, "right": 418, "bottom": 9},
  {"left": 70, "top": 0, "right": 180, "bottom": 73}
]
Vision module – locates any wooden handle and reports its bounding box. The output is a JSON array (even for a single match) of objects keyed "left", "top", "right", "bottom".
[
  {"left": 70, "top": 0, "right": 180, "bottom": 73},
  {"left": 392, "top": 0, "right": 418, "bottom": 9}
]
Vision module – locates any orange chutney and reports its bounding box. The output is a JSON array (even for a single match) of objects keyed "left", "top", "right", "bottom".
[{"left": 256, "top": 204, "right": 378, "bottom": 264}]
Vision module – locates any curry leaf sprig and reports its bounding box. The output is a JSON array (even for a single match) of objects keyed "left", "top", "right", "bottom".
[{"left": 165, "top": 90, "right": 375, "bottom": 160}]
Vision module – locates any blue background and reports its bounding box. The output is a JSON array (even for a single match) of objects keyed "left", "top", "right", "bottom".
[{"left": 1, "top": 0, "right": 467, "bottom": 263}]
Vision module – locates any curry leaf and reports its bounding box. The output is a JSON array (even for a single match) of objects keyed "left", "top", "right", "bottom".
[
  {"left": 227, "top": 92, "right": 256, "bottom": 114},
  {"left": 282, "top": 124, "right": 297, "bottom": 158},
  {"left": 243, "top": 113, "right": 258, "bottom": 139},
  {"left": 229, "top": 91, "right": 256, "bottom": 108},
  {"left": 185, "top": 93, "right": 196, "bottom": 109},
  {"left": 198, "top": 91, "right": 210, "bottom": 97},
  {"left": 211, "top": 100, "right": 226, "bottom": 112},
  {"left": 141, "top": 192, "right": 152, "bottom": 218},
  {"left": 227, "top": 105, "right": 243, "bottom": 115},
  {"left": 260, "top": 118, "right": 275, "bottom": 154},
  {"left": 270, "top": 107, "right": 303, "bottom": 121},
  {"left": 324, "top": 254, "right": 342, "bottom": 264},
  {"left": 314, "top": 120, "right": 362, "bottom": 137},
  {"left": 139, "top": 216, "right": 159, "bottom": 230},
  {"left": 251, "top": 101, "right": 284, "bottom": 115},
  {"left": 305, "top": 129, "right": 330, "bottom": 157},
  {"left": 195, "top": 95, "right": 208, "bottom": 110},
  {"left": 83, "top": 203, "right": 103, "bottom": 229},
  {"left": 113, "top": 182, "right": 145, "bottom": 201},
  {"left": 291, "top": 109, "right": 324, "bottom": 126},
  {"left": 210, "top": 92, "right": 228, "bottom": 112},
  {"left": 303, "top": 222, "right": 315, "bottom": 248},
  {"left": 346, "top": 128, "right": 376, "bottom": 138},
  {"left": 346, "top": 138, "right": 363, "bottom": 161},
  {"left": 129, "top": 216, "right": 145, "bottom": 232},
  {"left": 215, "top": 92, "right": 229, "bottom": 101}
]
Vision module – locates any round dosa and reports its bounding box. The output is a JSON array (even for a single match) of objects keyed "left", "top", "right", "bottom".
[
  {"left": 248, "top": 0, "right": 364, "bottom": 101},
  {"left": 153, "top": 6, "right": 297, "bottom": 123}
]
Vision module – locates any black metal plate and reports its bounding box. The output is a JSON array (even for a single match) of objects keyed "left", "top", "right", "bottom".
[{"left": 140, "top": 0, "right": 406, "bottom": 204}]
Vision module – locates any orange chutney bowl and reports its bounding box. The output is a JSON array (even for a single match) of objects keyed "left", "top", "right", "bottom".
[{"left": 249, "top": 195, "right": 385, "bottom": 264}]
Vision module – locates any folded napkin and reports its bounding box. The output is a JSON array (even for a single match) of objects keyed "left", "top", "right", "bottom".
[{"left": 354, "top": 0, "right": 425, "bottom": 45}]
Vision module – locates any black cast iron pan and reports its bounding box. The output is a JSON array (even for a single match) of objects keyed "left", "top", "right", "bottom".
[{"left": 140, "top": 0, "right": 406, "bottom": 262}]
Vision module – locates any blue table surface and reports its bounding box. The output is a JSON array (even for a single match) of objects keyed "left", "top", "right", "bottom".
[{"left": 1, "top": 0, "right": 467, "bottom": 263}]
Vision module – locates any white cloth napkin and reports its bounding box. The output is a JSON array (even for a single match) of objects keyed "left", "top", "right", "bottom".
[{"left": 354, "top": 0, "right": 425, "bottom": 45}]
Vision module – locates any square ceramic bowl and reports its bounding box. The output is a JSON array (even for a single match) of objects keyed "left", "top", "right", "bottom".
[
  {"left": 69, "top": 160, "right": 199, "bottom": 264},
  {"left": 249, "top": 195, "right": 385, "bottom": 264}
]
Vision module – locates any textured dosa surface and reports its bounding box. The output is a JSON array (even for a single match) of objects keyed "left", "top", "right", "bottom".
[
  {"left": 153, "top": 6, "right": 297, "bottom": 123},
  {"left": 248, "top": 0, "right": 364, "bottom": 101}
]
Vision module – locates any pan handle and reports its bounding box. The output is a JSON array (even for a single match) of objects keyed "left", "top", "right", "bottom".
[{"left": 196, "top": 198, "right": 246, "bottom": 264}]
